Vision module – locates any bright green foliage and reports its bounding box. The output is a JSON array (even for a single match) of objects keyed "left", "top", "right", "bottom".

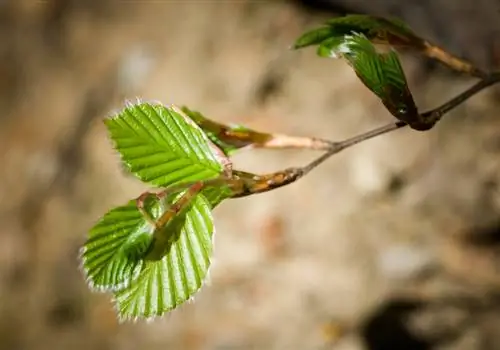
[
  {"left": 316, "top": 36, "right": 345, "bottom": 58},
  {"left": 81, "top": 101, "right": 235, "bottom": 320},
  {"left": 82, "top": 14, "right": 450, "bottom": 322},
  {"left": 113, "top": 192, "right": 214, "bottom": 321},
  {"left": 83, "top": 184, "right": 220, "bottom": 320},
  {"left": 105, "top": 103, "right": 227, "bottom": 188},
  {"left": 293, "top": 14, "right": 422, "bottom": 50},
  {"left": 81, "top": 200, "right": 151, "bottom": 291}
]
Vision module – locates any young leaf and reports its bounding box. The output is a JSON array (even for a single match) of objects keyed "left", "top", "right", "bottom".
[
  {"left": 323, "top": 33, "right": 421, "bottom": 128},
  {"left": 316, "top": 37, "right": 346, "bottom": 58},
  {"left": 293, "top": 14, "right": 423, "bottom": 50},
  {"left": 181, "top": 106, "right": 333, "bottom": 153},
  {"left": 81, "top": 200, "right": 156, "bottom": 292},
  {"left": 105, "top": 102, "right": 229, "bottom": 188},
  {"left": 180, "top": 106, "right": 271, "bottom": 156},
  {"left": 113, "top": 192, "right": 215, "bottom": 321},
  {"left": 293, "top": 26, "right": 340, "bottom": 50}
]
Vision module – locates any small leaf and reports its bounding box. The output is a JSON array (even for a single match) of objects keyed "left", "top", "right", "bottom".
[
  {"left": 113, "top": 193, "right": 215, "bottom": 321},
  {"left": 336, "top": 33, "right": 387, "bottom": 99},
  {"left": 181, "top": 106, "right": 272, "bottom": 156},
  {"left": 293, "top": 26, "right": 338, "bottom": 49},
  {"left": 81, "top": 200, "right": 156, "bottom": 291},
  {"left": 327, "top": 33, "right": 420, "bottom": 127},
  {"left": 378, "top": 50, "right": 418, "bottom": 121},
  {"left": 105, "top": 102, "right": 229, "bottom": 188}
]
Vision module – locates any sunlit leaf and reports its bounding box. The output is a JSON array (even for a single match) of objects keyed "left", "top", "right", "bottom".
[
  {"left": 105, "top": 102, "right": 229, "bottom": 188},
  {"left": 81, "top": 197, "right": 159, "bottom": 292},
  {"left": 113, "top": 192, "right": 215, "bottom": 321},
  {"left": 316, "top": 36, "right": 345, "bottom": 58}
]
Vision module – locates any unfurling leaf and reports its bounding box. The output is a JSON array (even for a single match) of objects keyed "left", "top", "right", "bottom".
[
  {"left": 293, "top": 14, "right": 423, "bottom": 50},
  {"left": 105, "top": 102, "right": 230, "bottom": 188},
  {"left": 318, "top": 33, "right": 429, "bottom": 130},
  {"left": 181, "top": 106, "right": 273, "bottom": 156}
]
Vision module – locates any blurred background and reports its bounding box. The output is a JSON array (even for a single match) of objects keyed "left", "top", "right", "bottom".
[{"left": 0, "top": 0, "right": 500, "bottom": 349}]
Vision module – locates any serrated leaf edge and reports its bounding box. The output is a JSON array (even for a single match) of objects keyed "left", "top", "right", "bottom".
[{"left": 111, "top": 224, "right": 217, "bottom": 323}]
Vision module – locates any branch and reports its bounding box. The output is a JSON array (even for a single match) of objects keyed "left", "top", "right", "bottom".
[
  {"left": 421, "top": 71, "right": 500, "bottom": 124},
  {"left": 231, "top": 70, "right": 500, "bottom": 197},
  {"left": 422, "top": 41, "right": 489, "bottom": 79}
]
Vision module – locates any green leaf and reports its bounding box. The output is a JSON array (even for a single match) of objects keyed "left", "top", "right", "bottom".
[
  {"left": 325, "top": 15, "right": 418, "bottom": 45},
  {"left": 293, "top": 14, "right": 423, "bottom": 50},
  {"left": 81, "top": 200, "right": 156, "bottom": 292},
  {"left": 316, "top": 36, "right": 346, "bottom": 58},
  {"left": 105, "top": 102, "right": 229, "bottom": 188},
  {"left": 378, "top": 50, "right": 416, "bottom": 118},
  {"left": 201, "top": 185, "right": 233, "bottom": 208},
  {"left": 113, "top": 192, "right": 215, "bottom": 321},
  {"left": 82, "top": 183, "right": 231, "bottom": 295},
  {"left": 325, "top": 33, "right": 419, "bottom": 124},
  {"left": 339, "top": 33, "right": 389, "bottom": 99},
  {"left": 293, "top": 26, "right": 338, "bottom": 49}
]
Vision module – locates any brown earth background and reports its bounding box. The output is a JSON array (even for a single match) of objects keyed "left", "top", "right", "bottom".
[{"left": 1, "top": 0, "right": 500, "bottom": 349}]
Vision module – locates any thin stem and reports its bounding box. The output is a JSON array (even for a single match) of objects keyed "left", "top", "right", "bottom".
[
  {"left": 302, "top": 121, "right": 407, "bottom": 175},
  {"left": 422, "top": 72, "right": 500, "bottom": 123},
  {"left": 136, "top": 177, "right": 229, "bottom": 203},
  {"left": 155, "top": 182, "right": 204, "bottom": 229}
]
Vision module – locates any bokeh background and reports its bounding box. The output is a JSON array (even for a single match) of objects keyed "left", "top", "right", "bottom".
[{"left": 1, "top": 0, "right": 500, "bottom": 349}]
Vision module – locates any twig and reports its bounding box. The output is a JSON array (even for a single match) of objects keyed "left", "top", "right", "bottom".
[
  {"left": 230, "top": 70, "right": 500, "bottom": 197},
  {"left": 301, "top": 121, "right": 407, "bottom": 175},
  {"left": 184, "top": 106, "right": 334, "bottom": 151},
  {"left": 422, "top": 41, "right": 488, "bottom": 79},
  {"left": 421, "top": 71, "right": 500, "bottom": 124}
]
